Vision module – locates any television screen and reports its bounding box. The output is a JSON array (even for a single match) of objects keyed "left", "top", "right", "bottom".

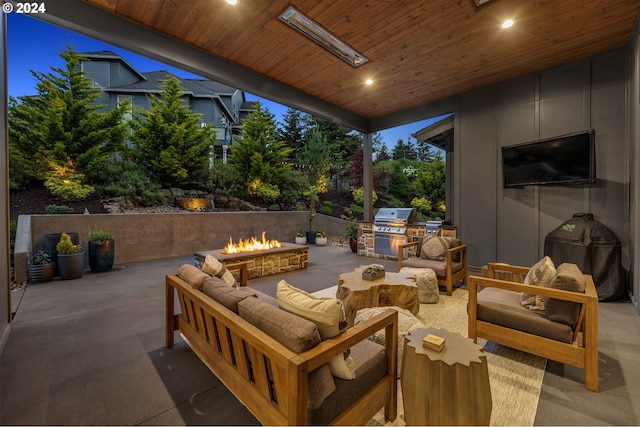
[{"left": 502, "top": 130, "right": 595, "bottom": 188}]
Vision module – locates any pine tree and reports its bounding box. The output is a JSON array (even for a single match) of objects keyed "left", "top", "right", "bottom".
[
  {"left": 305, "top": 116, "right": 359, "bottom": 178},
  {"left": 279, "top": 108, "right": 307, "bottom": 161},
  {"left": 297, "top": 128, "right": 331, "bottom": 193},
  {"left": 8, "top": 47, "right": 128, "bottom": 196},
  {"left": 230, "top": 102, "right": 292, "bottom": 195},
  {"left": 129, "top": 74, "right": 216, "bottom": 188}
]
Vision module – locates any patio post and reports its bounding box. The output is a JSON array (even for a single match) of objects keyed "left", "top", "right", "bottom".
[{"left": 363, "top": 132, "right": 373, "bottom": 222}]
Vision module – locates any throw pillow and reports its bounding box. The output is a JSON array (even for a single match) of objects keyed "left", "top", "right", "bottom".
[
  {"left": 201, "top": 254, "right": 236, "bottom": 287},
  {"left": 546, "top": 263, "right": 586, "bottom": 326},
  {"left": 177, "top": 264, "right": 210, "bottom": 290},
  {"left": 276, "top": 280, "right": 355, "bottom": 380},
  {"left": 520, "top": 256, "right": 556, "bottom": 311},
  {"left": 420, "top": 236, "right": 451, "bottom": 261}
]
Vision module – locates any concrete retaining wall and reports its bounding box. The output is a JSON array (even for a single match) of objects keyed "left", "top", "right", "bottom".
[{"left": 15, "top": 211, "right": 309, "bottom": 284}]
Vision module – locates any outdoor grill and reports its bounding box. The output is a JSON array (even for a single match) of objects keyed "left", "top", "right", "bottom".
[{"left": 373, "top": 207, "right": 416, "bottom": 257}]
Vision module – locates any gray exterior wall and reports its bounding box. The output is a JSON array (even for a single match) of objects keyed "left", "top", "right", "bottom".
[
  {"left": 453, "top": 49, "right": 632, "bottom": 304},
  {"left": 628, "top": 15, "right": 640, "bottom": 314}
]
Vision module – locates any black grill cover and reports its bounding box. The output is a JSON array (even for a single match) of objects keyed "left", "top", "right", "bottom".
[{"left": 544, "top": 213, "right": 626, "bottom": 302}]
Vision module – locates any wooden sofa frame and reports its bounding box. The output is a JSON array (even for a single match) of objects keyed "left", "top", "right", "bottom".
[
  {"left": 397, "top": 240, "right": 468, "bottom": 295},
  {"left": 468, "top": 263, "right": 599, "bottom": 392},
  {"left": 166, "top": 272, "right": 399, "bottom": 425}
]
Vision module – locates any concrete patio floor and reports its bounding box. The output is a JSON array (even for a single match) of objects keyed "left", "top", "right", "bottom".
[{"left": 1, "top": 243, "right": 639, "bottom": 425}]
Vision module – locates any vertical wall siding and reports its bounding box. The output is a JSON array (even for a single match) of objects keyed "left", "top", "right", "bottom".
[
  {"left": 629, "top": 16, "right": 640, "bottom": 311},
  {"left": 456, "top": 50, "right": 629, "bottom": 272}
]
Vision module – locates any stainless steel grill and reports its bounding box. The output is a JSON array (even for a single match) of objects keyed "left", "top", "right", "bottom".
[{"left": 373, "top": 208, "right": 416, "bottom": 257}]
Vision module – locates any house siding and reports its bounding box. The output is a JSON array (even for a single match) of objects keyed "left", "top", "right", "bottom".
[{"left": 454, "top": 48, "right": 630, "bottom": 302}]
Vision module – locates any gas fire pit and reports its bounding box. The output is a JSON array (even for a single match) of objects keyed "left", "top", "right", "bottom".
[{"left": 194, "top": 234, "right": 308, "bottom": 280}]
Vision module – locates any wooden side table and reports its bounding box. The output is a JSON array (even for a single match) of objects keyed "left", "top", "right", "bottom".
[
  {"left": 401, "top": 328, "right": 492, "bottom": 426},
  {"left": 338, "top": 266, "right": 419, "bottom": 326}
]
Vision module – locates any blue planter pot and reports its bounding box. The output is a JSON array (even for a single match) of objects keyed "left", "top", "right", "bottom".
[
  {"left": 57, "top": 252, "right": 85, "bottom": 280},
  {"left": 88, "top": 240, "right": 115, "bottom": 273}
]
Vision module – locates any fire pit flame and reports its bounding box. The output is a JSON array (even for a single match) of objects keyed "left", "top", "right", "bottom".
[{"left": 223, "top": 231, "right": 282, "bottom": 254}]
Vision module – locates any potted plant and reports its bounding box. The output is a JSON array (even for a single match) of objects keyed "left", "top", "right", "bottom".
[
  {"left": 295, "top": 229, "right": 307, "bottom": 245},
  {"left": 304, "top": 185, "right": 318, "bottom": 244},
  {"left": 88, "top": 226, "right": 115, "bottom": 273},
  {"left": 56, "top": 232, "right": 84, "bottom": 280},
  {"left": 315, "top": 228, "right": 328, "bottom": 246},
  {"left": 344, "top": 220, "right": 359, "bottom": 253},
  {"left": 362, "top": 264, "right": 385, "bottom": 281},
  {"left": 27, "top": 249, "right": 56, "bottom": 284}
]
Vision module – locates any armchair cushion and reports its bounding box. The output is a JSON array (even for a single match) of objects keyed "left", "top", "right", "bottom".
[
  {"left": 545, "top": 263, "right": 586, "bottom": 326},
  {"left": 400, "top": 257, "right": 463, "bottom": 277},
  {"left": 203, "top": 277, "right": 257, "bottom": 313},
  {"left": 477, "top": 286, "right": 574, "bottom": 343},
  {"left": 419, "top": 236, "right": 462, "bottom": 261},
  {"left": 520, "top": 256, "right": 556, "bottom": 311}
]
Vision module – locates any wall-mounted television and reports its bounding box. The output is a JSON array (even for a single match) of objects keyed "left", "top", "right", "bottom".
[{"left": 502, "top": 130, "right": 596, "bottom": 188}]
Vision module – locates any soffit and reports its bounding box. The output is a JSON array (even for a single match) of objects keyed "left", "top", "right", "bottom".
[{"left": 44, "top": 0, "right": 640, "bottom": 130}]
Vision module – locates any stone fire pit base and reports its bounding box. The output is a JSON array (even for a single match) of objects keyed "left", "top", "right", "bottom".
[{"left": 194, "top": 243, "right": 308, "bottom": 280}]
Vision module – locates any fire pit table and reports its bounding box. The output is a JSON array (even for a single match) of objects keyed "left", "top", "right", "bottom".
[
  {"left": 194, "top": 242, "right": 308, "bottom": 280},
  {"left": 338, "top": 265, "right": 419, "bottom": 326}
]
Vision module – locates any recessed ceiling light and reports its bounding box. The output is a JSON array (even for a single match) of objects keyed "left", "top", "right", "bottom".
[
  {"left": 226, "top": 0, "right": 237, "bottom": 4},
  {"left": 501, "top": 19, "right": 514, "bottom": 29},
  {"left": 365, "top": 79, "right": 373, "bottom": 85}
]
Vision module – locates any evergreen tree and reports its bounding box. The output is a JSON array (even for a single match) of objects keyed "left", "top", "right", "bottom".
[
  {"left": 297, "top": 128, "right": 331, "bottom": 193},
  {"left": 279, "top": 108, "right": 307, "bottom": 161},
  {"left": 388, "top": 162, "right": 411, "bottom": 200},
  {"left": 305, "top": 116, "right": 359, "bottom": 178},
  {"left": 392, "top": 138, "right": 417, "bottom": 160},
  {"left": 129, "top": 74, "right": 216, "bottom": 188},
  {"left": 415, "top": 154, "right": 446, "bottom": 212},
  {"left": 376, "top": 143, "right": 391, "bottom": 161},
  {"left": 230, "top": 102, "right": 293, "bottom": 196},
  {"left": 8, "top": 47, "right": 128, "bottom": 196}
]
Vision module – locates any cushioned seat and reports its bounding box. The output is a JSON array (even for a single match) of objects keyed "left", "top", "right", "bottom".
[{"left": 398, "top": 236, "right": 468, "bottom": 295}]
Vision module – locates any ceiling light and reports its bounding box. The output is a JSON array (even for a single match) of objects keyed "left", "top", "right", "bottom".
[
  {"left": 365, "top": 79, "right": 373, "bottom": 85},
  {"left": 501, "top": 19, "right": 514, "bottom": 29},
  {"left": 279, "top": 5, "right": 370, "bottom": 68},
  {"left": 226, "top": 0, "right": 237, "bottom": 4}
]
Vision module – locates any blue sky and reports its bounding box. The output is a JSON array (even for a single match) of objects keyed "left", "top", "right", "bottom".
[{"left": 7, "top": 13, "right": 449, "bottom": 151}]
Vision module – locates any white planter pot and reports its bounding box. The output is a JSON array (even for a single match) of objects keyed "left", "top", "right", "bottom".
[
  {"left": 295, "top": 236, "right": 307, "bottom": 245},
  {"left": 315, "top": 236, "right": 327, "bottom": 246}
]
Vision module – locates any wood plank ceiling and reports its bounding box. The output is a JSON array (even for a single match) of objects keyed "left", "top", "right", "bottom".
[{"left": 82, "top": 0, "right": 639, "bottom": 123}]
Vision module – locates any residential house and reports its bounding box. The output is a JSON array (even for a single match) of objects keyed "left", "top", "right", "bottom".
[{"left": 78, "top": 50, "right": 255, "bottom": 160}]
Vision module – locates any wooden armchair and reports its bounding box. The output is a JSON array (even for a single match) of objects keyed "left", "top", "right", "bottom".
[
  {"left": 468, "top": 263, "right": 599, "bottom": 391},
  {"left": 397, "top": 237, "right": 468, "bottom": 295}
]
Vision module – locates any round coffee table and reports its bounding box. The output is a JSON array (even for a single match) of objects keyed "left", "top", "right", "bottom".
[{"left": 337, "top": 266, "right": 419, "bottom": 326}]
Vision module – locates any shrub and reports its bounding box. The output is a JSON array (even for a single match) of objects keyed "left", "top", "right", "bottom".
[
  {"left": 248, "top": 180, "right": 280, "bottom": 202},
  {"left": 352, "top": 187, "right": 378, "bottom": 206},
  {"left": 208, "top": 162, "right": 245, "bottom": 197},
  {"left": 88, "top": 225, "right": 113, "bottom": 245},
  {"left": 45, "top": 204, "right": 74, "bottom": 215},
  {"left": 410, "top": 196, "right": 432, "bottom": 215},
  {"left": 56, "top": 233, "right": 82, "bottom": 254},
  {"left": 29, "top": 249, "right": 51, "bottom": 265},
  {"left": 98, "top": 159, "right": 162, "bottom": 206},
  {"left": 44, "top": 174, "right": 94, "bottom": 201}
]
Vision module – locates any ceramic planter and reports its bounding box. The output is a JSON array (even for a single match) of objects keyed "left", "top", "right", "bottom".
[
  {"left": 295, "top": 235, "right": 307, "bottom": 245},
  {"left": 88, "top": 239, "right": 115, "bottom": 272},
  {"left": 306, "top": 231, "right": 316, "bottom": 244},
  {"left": 57, "top": 252, "right": 85, "bottom": 280},
  {"left": 349, "top": 237, "right": 358, "bottom": 253},
  {"left": 43, "top": 232, "right": 79, "bottom": 276},
  {"left": 315, "top": 236, "right": 327, "bottom": 246},
  {"left": 28, "top": 262, "right": 56, "bottom": 284}
]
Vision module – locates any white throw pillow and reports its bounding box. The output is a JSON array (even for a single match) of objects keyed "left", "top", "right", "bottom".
[
  {"left": 201, "top": 254, "right": 236, "bottom": 287},
  {"left": 277, "top": 280, "right": 355, "bottom": 380}
]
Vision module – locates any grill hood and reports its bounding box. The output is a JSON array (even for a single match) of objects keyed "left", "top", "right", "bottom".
[{"left": 374, "top": 208, "right": 416, "bottom": 223}]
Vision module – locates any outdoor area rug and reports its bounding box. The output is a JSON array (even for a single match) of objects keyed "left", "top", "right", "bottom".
[{"left": 312, "top": 286, "right": 546, "bottom": 426}]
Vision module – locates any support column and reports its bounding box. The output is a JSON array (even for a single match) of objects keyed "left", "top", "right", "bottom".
[
  {"left": 363, "top": 132, "right": 373, "bottom": 222},
  {"left": 1, "top": 12, "right": 12, "bottom": 350}
]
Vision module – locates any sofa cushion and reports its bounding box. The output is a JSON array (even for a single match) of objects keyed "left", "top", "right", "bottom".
[
  {"left": 201, "top": 254, "right": 236, "bottom": 287},
  {"left": 308, "top": 339, "right": 388, "bottom": 425},
  {"left": 277, "top": 280, "right": 355, "bottom": 380},
  {"left": 400, "top": 257, "right": 463, "bottom": 277},
  {"left": 520, "top": 256, "right": 556, "bottom": 311},
  {"left": 545, "top": 263, "right": 586, "bottom": 326},
  {"left": 477, "top": 287, "right": 573, "bottom": 343},
  {"left": 177, "top": 264, "right": 210, "bottom": 290},
  {"left": 307, "top": 365, "right": 336, "bottom": 410},
  {"left": 238, "top": 297, "right": 321, "bottom": 353},
  {"left": 203, "top": 278, "right": 257, "bottom": 313}
]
